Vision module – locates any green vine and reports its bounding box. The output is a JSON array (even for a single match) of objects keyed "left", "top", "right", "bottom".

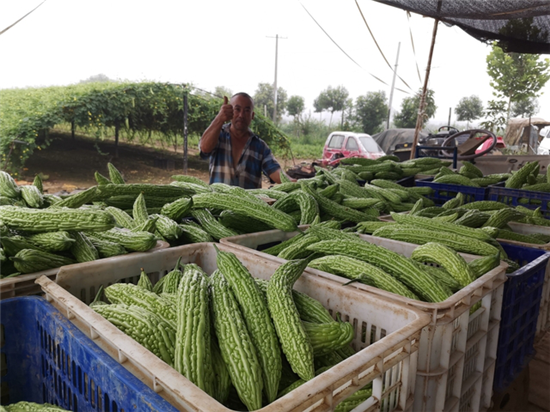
[{"left": 0, "top": 82, "right": 292, "bottom": 173}]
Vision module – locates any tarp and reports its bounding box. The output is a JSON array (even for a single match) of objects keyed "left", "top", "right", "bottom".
[
  {"left": 505, "top": 117, "right": 550, "bottom": 146},
  {"left": 373, "top": 0, "right": 550, "bottom": 54},
  {"left": 372, "top": 128, "right": 429, "bottom": 154}
]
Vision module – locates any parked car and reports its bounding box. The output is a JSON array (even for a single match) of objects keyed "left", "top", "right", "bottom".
[{"left": 321, "top": 132, "right": 385, "bottom": 166}]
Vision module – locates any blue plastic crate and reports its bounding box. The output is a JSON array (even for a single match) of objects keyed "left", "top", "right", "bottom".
[
  {"left": 488, "top": 185, "right": 550, "bottom": 218},
  {"left": 0, "top": 296, "right": 178, "bottom": 412},
  {"left": 414, "top": 177, "right": 489, "bottom": 205},
  {"left": 396, "top": 175, "right": 415, "bottom": 187},
  {"left": 493, "top": 243, "right": 550, "bottom": 393}
]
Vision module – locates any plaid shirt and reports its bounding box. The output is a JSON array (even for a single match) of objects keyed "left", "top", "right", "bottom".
[{"left": 199, "top": 124, "right": 281, "bottom": 189}]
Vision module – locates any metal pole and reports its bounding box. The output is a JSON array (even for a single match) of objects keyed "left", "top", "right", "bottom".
[
  {"left": 387, "top": 42, "right": 400, "bottom": 130},
  {"left": 448, "top": 107, "right": 451, "bottom": 126},
  {"left": 183, "top": 84, "right": 188, "bottom": 174},
  {"left": 273, "top": 34, "right": 279, "bottom": 123}
]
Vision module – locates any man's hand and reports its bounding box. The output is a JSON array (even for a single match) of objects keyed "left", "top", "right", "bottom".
[{"left": 216, "top": 96, "right": 233, "bottom": 123}]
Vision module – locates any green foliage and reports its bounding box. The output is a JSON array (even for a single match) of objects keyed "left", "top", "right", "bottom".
[
  {"left": 286, "top": 95, "right": 305, "bottom": 119},
  {"left": 454, "top": 95, "right": 484, "bottom": 126},
  {"left": 214, "top": 86, "right": 233, "bottom": 99},
  {"left": 253, "top": 83, "right": 287, "bottom": 123},
  {"left": 480, "top": 100, "right": 508, "bottom": 134},
  {"left": 278, "top": 114, "right": 341, "bottom": 159},
  {"left": 0, "top": 82, "right": 292, "bottom": 173},
  {"left": 511, "top": 97, "right": 539, "bottom": 118},
  {"left": 393, "top": 89, "right": 437, "bottom": 129},
  {"left": 313, "top": 85, "right": 349, "bottom": 127},
  {"left": 486, "top": 42, "right": 550, "bottom": 116},
  {"left": 353, "top": 91, "right": 388, "bottom": 134}
]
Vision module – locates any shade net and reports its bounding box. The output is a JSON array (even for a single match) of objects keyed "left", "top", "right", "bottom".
[
  {"left": 372, "top": 128, "right": 429, "bottom": 154},
  {"left": 374, "top": 0, "right": 550, "bottom": 54}
]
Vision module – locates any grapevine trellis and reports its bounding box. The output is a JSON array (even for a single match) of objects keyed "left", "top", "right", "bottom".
[{"left": 0, "top": 82, "right": 292, "bottom": 173}]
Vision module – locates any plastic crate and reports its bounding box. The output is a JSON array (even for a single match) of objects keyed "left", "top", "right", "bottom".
[
  {"left": 36, "top": 242, "right": 430, "bottom": 412},
  {"left": 397, "top": 175, "right": 416, "bottom": 187},
  {"left": 492, "top": 243, "right": 550, "bottom": 393},
  {"left": 0, "top": 240, "right": 169, "bottom": 300},
  {"left": 415, "top": 177, "right": 489, "bottom": 205},
  {"left": 220, "top": 230, "right": 507, "bottom": 412},
  {"left": 0, "top": 296, "right": 178, "bottom": 411},
  {"left": 497, "top": 221, "right": 550, "bottom": 338},
  {"left": 488, "top": 185, "right": 550, "bottom": 218}
]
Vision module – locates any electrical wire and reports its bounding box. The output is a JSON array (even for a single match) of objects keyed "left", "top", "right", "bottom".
[
  {"left": 354, "top": 0, "right": 413, "bottom": 92},
  {"left": 407, "top": 11, "right": 423, "bottom": 84},
  {"left": 300, "top": 2, "right": 407, "bottom": 91}
]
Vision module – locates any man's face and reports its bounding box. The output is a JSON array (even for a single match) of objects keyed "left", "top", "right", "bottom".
[{"left": 230, "top": 95, "right": 255, "bottom": 132}]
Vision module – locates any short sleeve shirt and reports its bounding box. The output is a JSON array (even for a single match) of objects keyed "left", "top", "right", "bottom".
[{"left": 199, "top": 124, "right": 281, "bottom": 189}]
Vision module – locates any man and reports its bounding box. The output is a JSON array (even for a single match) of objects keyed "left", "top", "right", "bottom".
[{"left": 199, "top": 92, "right": 288, "bottom": 188}]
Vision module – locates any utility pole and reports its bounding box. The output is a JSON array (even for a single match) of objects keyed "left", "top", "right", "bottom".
[
  {"left": 387, "top": 42, "right": 400, "bottom": 130},
  {"left": 267, "top": 34, "right": 287, "bottom": 123}
]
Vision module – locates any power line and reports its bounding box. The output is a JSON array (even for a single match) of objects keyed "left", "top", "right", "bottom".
[
  {"left": 300, "top": 2, "right": 410, "bottom": 94},
  {"left": 300, "top": 2, "right": 362, "bottom": 69},
  {"left": 354, "top": 0, "right": 413, "bottom": 92}
]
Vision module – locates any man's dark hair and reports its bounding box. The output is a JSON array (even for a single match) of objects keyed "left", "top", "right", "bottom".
[{"left": 231, "top": 92, "right": 254, "bottom": 109}]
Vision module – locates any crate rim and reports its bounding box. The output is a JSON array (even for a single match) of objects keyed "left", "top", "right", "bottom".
[
  {"left": 35, "top": 242, "right": 432, "bottom": 412},
  {"left": 220, "top": 230, "right": 508, "bottom": 324}
]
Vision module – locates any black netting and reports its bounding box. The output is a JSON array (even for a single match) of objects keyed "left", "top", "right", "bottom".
[
  {"left": 374, "top": 0, "right": 550, "bottom": 54},
  {"left": 372, "top": 128, "right": 429, "bottom": 154}
]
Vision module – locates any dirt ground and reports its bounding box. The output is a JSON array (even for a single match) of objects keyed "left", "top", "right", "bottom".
[{"left": 16, "top": 132, "right": 314, "bottom": 194}]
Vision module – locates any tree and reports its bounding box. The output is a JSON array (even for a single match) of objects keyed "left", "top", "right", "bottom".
[
  {"left": 79, "top": 74, "right": 112, "bottom": 84},
  {"left": 253, "top": 82, "right": 287, "bottom": 123},
  {"left": 480, "top": 100, "right": 508, "bottom": 134},
  {"left": 313, "top": 85, "right": 349, "bottom": 127},
  {"left": 486, "top": 42, "right": 550, "bottom": 121},
  {"left": 393, "top": 89, "right": 437, "bottom": 129},
  {"left": 354, "top": 91, "right": 389, "bottom": 134},
  {"left": 214, "top": 86, "right": 233, "bottom": 99},
  {"left": 511, "top": 98, "right": 540, "bottom": 118},
  {"left": 287, "top": 95, "right": 305, "bottom": 136},
  {"left": 455, "top": 95, "right": 484, "bottom": 128},
  {"left": 286, "top": 95, "right": 305, "bottom": 120}
]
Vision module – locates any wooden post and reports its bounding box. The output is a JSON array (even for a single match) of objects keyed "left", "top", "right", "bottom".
[
  {"left": 183, "top": 85, "right": 188, "bottom": 174},
  {"left": 114, "top": 120, "right": 119, "bottom": 159},
  {"left": 71, "top": 120, "right": 75, "bottom": 140},
  {"left": 410, "top": 2, "right": 442, "bottom": 159}
]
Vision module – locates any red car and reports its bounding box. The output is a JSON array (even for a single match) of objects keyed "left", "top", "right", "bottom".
[{"left": 321, "top": 132, "right": 386, "bottom": 167}]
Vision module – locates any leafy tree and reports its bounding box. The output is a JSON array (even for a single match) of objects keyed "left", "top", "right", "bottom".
[
  {"left": 486, "top": 42, "right": 550, "bottom": 120},
  {"left": 214, "top": 86, "right": 233, "bottom": 99},
  {"left": 79, "top": 74, "right": 112, "bottom": 84},
  {"left": 286, "top": 95, "right": 305, "bottom": 120},
  {"left": 313, "top": 85, "right": 349, "bottom": 127},
  {"left": 511, "top": 98, "right": 539, "bottom": 118},
  {"left": 480, "top": 100, "right": 508, "bottom": 134},
  {"left": 253, "top": 82, "right": 287, "bottom": 123},
  {"left": 354, "top": 91, "right": 388, "bottom": 134},
  {"left": 455, "top": 95, "right": 484, "bottom": 128},
  {"left": 393, "top": 89, "right": 437, "bottom": 129},
  {"left": 286, "top": 95, "right": 305, "bottom": 136}
]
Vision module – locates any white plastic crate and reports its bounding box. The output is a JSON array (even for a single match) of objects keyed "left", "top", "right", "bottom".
[
  {"left": 220, "top": 230, "right": 507, "bottom": 412},
  {"left": 36, "top": 242, "right": 430, "bottom": 412},
  {"left": 0, "top": 240, "right": 169, "bottom": 300},
  {"left": 500, "top": 221, "right": 550, "bottom": 337}
]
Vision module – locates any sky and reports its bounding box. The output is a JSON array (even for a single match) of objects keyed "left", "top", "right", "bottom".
[{"left": 2, "top": 0, "right": 550, "bottom": 128}]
